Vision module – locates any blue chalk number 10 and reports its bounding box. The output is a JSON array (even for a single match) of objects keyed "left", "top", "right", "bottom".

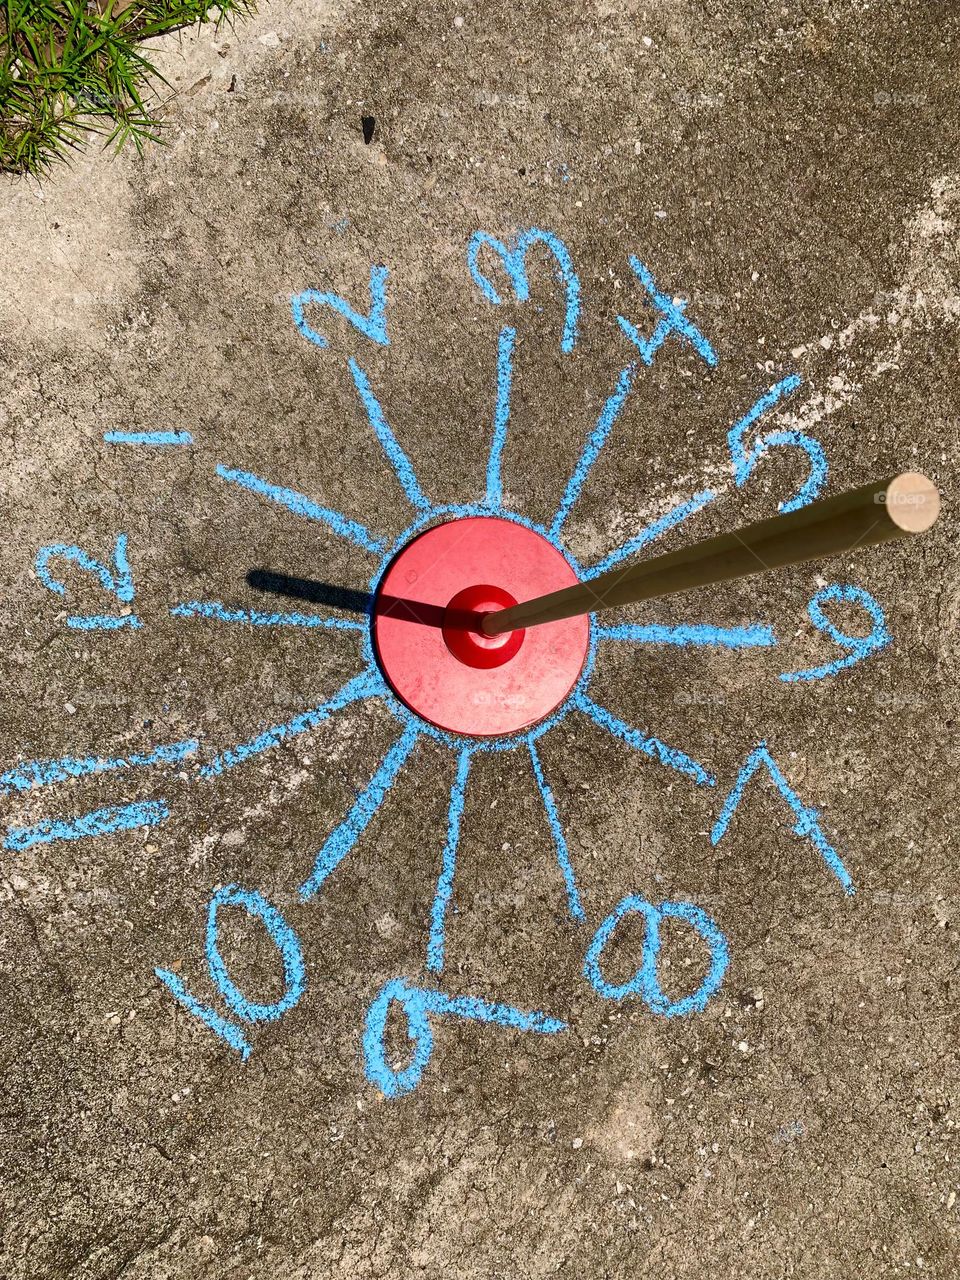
[{"left": 156, "top": 884, "right": 306, "bottom": 1061}]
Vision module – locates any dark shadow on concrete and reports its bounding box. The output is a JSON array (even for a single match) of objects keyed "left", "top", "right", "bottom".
[{"left": 246, "top": 568, "right": 479, "bottom": 631}]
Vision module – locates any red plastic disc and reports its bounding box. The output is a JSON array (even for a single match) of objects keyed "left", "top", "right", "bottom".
[{"left": 372, "top": 517, "right": 589, "bottom": 737}]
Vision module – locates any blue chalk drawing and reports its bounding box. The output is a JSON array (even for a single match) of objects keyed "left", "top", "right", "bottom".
[
  {"left": 727, "top": 376, "right": 827, "bottom": 512},
  {"left": 347, "top": 359, "right": 432, "bottom": 511},
  {"left": 1, "top": 739, "right": 196, "bottom": 796},
  {"left": 36, "top": 533, "right": 140, "bottom": 629},
  {"left": 551, "top": 364, "right": 637, "bottom": 537},
  {"left": 103, "top": 431, "right": 193, "bottom": 447},
  {"left": 485, "top": 325, "right": 517, "bottom": 511},
  {"left": 779, "top": 584, "right": 890, "bottom": 682},
  {"left": 291, "top": 263, "right": 390, "bottom": 348},
  {"left": 5, "top": 798, "right": 169, "bottom": 852},
  {"left": 467, "top": 228, "right": 581, "bottom": 353},
  {"left": 37, "top": 534, "right": 135, "bottom": 602},
  {"left": 728, "top": 376, "right": 801, "bottom": 476},
  {"left": 584, "top": 895, "right": 729, "bottom": 1015},
  {"left": 66, "top": 613, "right": 142, "bottom": 631},
  {"left": 427, "top": 747, "right": 473, "bottom": 972},
  {"left": 205, "top": 885, "right": 306, "bottom": 1021},
  {"left": 598, "top": 622, "right": 777, "bottom": 649},
  {"left": 299, "top": 721, "right": 420, "bottom": 900},
  {"left": 170, "top": 601, "right": 365, "bottom": 632},
  {"left": 154, "top": 968, "right": 252, "bottom": 1059},
  {"left": 215, "top": 464, "right": 385, "bottom": 554},
  {"left": 363, "top": 975, "right": 567, "bottom": 1098},
  {"left": 200, "top": 669, "right": 381, "bottom": 780},
  {"left": 575, "top": 691, "right": 716, "bottom": 786},
  {"left": 51, "top": 234, "right": 873, "bottom": 1091},
  {"left": 711, "top": 743, "right": 853, "bottom": 893},
  {"left": 528, "top": 739, "right": 585, "bottom": 923},
  {"left": 746, "top": 430, "right": 827, "bottom": 513},
  {"left": 617, "top": 257, "right": 718, "bottom": 368},
  {"left": 583, "top": 489, "right": 716, "bottom": 579},
  {"left": 155, "top": 884, "right": 306, "bottom": 1060}
]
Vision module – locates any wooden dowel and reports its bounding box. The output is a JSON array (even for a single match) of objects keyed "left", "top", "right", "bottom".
[{"left": 482, "top": 472, "right": 940, "bottom": 636}]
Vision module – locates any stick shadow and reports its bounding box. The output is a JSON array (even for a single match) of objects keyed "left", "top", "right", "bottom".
[{"left": 246, "top": 568, "right": 478, "bottom": 630}]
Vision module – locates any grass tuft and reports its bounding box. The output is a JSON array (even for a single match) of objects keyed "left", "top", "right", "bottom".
[{"left": 1, "top": 0, "right": 255, "bottom": 178}]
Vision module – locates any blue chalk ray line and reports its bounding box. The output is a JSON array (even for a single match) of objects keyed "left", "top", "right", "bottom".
[
  {"left": 199, "top": 668, "right": 383, "bottom": 780},
  {"left": 347, "top": 358, "right": 431, "bottom": 511},
  {"left": 5, "top": 799, "right": 169, "bottom": 852},
  {"left": 1, "top": 739, "right": 197, "bottom": 796},
  {"left": 550, "top": 363, "right": 637, "bottom": 537},
  {"left": 583, "top": 488, "right": 716, "bottom": 580},
  {"left": 598, "top": 622, "right": 777, "bottom": 649},
  {"left": 170, "top": 601, "right": 364, "bottom": 632},
  {"left": 291, "top": 264, "right": 390, "bottom": 349},
  {"left": 485, "top": 325, "right": 517, "bottom": 511},
  {"left": 422, "top": 987, "right": 566, "bottom": 1032},
  {"left": 103, "top": 431, "right": 193, "bottom": 446},
  {"left": 427, "top": 747, "right": 473, "bottom": 973},
  {"left": 528, "top": 739, "right": 585, "bottom": 923},
  {"left": 299, "top": 721, "right": 420, "bottom": 900},
  {"left": 575, "top": 692, "right": 715, "bottom": 786},
  {"left": 711, "top": 743, "right": 853, "bottom": 894},
  {"left": 215, "top": 464, "right": 385, "bottom": 555}
]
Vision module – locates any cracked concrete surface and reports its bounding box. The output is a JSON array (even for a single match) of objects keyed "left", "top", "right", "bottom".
[{"left": 1, "top": 1, "right": 959, "bottom": 1276}]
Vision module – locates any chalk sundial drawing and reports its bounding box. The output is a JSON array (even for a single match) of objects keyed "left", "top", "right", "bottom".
[{"left": 10, "top": 228, "right": 895, "bottom": 1098}]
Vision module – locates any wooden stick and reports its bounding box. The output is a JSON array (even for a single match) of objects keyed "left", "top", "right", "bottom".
[{"left": 481, "top": 472, "right": 940, "bottom": 636}]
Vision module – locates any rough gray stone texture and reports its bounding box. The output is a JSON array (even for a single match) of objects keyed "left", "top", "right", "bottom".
[{"left": 1, "top": 1, "right": 958, "bottom": 1276}]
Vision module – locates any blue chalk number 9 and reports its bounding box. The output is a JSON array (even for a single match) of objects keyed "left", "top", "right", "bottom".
[{"left": 780, "top": 583, "right": 891, "bottom": 682}]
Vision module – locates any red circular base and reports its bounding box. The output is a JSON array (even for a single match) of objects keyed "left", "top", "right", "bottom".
[{"left": 372, "top": 517, "right": 589, "bottom": 737}]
